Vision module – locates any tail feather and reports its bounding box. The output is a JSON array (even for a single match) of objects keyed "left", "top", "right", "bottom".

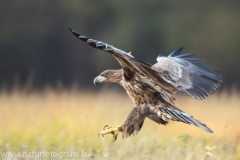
[{"left": 159, "top": 107, "right": 213, "bottom": 133}]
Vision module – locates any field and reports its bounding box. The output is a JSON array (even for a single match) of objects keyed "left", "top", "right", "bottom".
[{"left": 0, "top": 87, "right": 239, "bottom": 160}]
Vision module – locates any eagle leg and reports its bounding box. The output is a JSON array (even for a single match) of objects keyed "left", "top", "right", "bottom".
[{"left": 98, "top": 125, "right": 120, "bottom": 142}]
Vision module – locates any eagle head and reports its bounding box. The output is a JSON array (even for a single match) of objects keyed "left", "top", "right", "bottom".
[{"left": 93, "top": 69, "right": 122, "bottom": 85}]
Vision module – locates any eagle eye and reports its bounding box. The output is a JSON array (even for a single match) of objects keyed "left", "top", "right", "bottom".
[{"left": 101, "top": 73, "right": 108, "bottom": 77}]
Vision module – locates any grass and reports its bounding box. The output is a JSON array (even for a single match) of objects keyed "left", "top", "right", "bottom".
[{"left": 0, "top": 87, "right": 239, "bottom": 159}]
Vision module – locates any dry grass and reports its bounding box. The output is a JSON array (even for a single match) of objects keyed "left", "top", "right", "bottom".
[{"left": 0, "top": 87, "right": 239, "bottom": 159}]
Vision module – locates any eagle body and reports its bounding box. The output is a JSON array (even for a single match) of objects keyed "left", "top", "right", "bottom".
[
  {"left": 121, "top": 74, "right": 160, "bottom": 105},
  {"left": 107, "top": 70, "right": 213, "bottom": 138},
  {"left": 70, "top": 28, "right": 222, "bottom": 140}
]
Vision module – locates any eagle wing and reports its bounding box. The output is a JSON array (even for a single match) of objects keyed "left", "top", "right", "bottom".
[
  {"left": 69, "top": 28, "right": 222, "bottom": 102},
  {"left": 69, "top": 28, "right": 177, "bottom": 103},
  {"left": 152, "top": 47, "right": 222, "bottom": 100}
]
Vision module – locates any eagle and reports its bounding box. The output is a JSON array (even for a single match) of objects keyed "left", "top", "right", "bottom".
[{"left": 69, "top": 28, "right": 222, "bottom": 142}]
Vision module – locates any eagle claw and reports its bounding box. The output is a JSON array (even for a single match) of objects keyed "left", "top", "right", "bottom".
[
  {"left": 98, "top": 125, "right": 119, "bottom": 142},
  {"left": 112, "top": 137, "right": 117, "bottom": 142},
  {"left": 103, "top": 124, "right": 108, "bottom": 130},
  {"left": 98, "top": 133, "right": 104, "bottom": 137}
]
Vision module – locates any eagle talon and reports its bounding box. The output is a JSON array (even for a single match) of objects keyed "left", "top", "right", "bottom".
[
  {"left": 99, "top": 132, "right": 104, "bottom": 137},
  {"left": 98, "top": 133, "right": 104, "bottom": 137},
  {"left": 98, "top": 125, "right": 119, "bottom": 141},
  {"left": 103, "top": 124, "right": 108, "bottom": 130},
  {"left": 112, "top": 137, "right": 117, "bottom": 142}
]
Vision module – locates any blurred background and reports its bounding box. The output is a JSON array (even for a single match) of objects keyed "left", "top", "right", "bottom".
[
  {"left": 1, "top": 0, "right": 240, "bottom": 90},
  {"left": 0, "top": 1, "right": 240, "bottom": 159}
]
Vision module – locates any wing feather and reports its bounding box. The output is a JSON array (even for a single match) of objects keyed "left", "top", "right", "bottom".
[
  {"left": 167, "top": 46, "right": 184, "bottom": 57},
  {"left": 69, "top": 28, "right": 177, "bottom": 103},
  {"left": 70, "top": 29, "right": 222, "bottom": 101},
  {"left": 152, "top": 47, "right": 222, "bottom": 100}
]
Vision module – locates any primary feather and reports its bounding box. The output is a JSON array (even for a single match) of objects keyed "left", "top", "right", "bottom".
[{"left": 153, "top": 47, "right": 222, "bottom": 99}]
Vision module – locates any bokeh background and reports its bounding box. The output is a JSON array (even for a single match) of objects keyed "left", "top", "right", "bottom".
[
  {"left": 0, "top": 1, "right": 240, "bottom": 159},
  {"left": 1, "top": 0, "right": 240, "bottom": 89}
]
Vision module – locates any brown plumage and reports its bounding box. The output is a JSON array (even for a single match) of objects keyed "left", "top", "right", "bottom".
[{"left": 70, "top": 28, "right": 222, "bottom": 140}]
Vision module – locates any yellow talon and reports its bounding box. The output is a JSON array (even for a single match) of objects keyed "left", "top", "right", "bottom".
[
  {"left": 103, "top": 124, "right": 108, "bottom": 130},
  {"left": 98, "top": 125, "right": 119, "bottom": 142}
]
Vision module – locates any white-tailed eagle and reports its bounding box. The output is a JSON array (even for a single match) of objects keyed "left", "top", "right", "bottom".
[{"left": 69, "top": 28, "right": 222, "bottom": 142}]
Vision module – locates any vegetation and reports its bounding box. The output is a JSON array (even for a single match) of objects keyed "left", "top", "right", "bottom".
[{"left": 0, "top": 88, "right": 239, "bottom": 159}]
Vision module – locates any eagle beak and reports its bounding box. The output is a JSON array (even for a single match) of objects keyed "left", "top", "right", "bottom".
[{"left": 93, "top": 76, "right": 105, "bottom": 86}]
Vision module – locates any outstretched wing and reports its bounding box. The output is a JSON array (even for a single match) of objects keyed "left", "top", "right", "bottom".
[
  {"left": 69, "top": 28, "right": 177, "bottom": 103},
  {"left": 152, "top": 47, "right": 222, "bottom": 100}
]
